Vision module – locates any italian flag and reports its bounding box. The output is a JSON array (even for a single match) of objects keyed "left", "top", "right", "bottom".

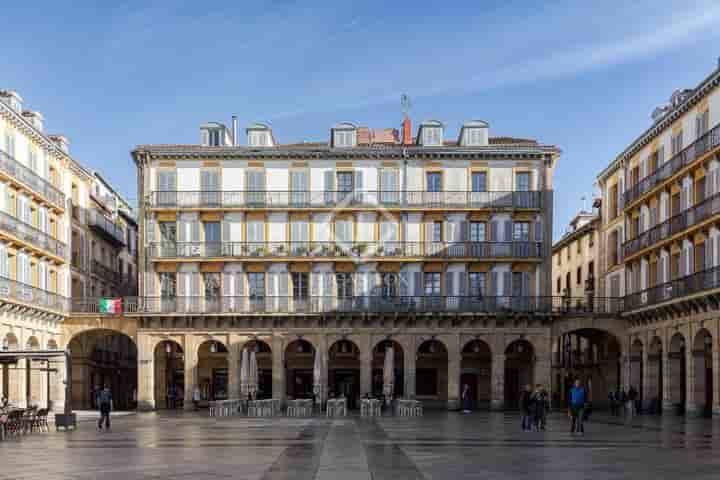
[{"left": 99, "top": 298, "right": 122, "bottom": 314}]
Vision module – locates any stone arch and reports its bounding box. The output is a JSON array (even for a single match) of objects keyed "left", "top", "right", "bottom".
[
  {"left": 3, "top": 332, "right": 18, "bottom": 349},
  {"left": 47, "top": 339, "right": 58, "bottom": 350},
  {"left": 646, "top": 336, "right": 663, "bottom": 413},
  {"left": 328, "top": 338, "right": 361, "bottom": 409},
  {"left": 629, "top": 338, "right": 644, "bottom": 406},
  {"left": 692, "top": 329, "right": 713, "bottom": 417},
  {"left": 504, "top": 339, "right": 535, "bottom": 409},
  {"left": 242, "top": 339, "right": 272, "bottom": 399},
  {"left": 461, "top": 338, "right": 492, "bottom": 410},
  {"left": 371, "top": 339, "right": 404, "bottom": 398},
  {"left": 154, "top": 340, "right": 185, "bottom": 409},
  {"left": 60, "top": 316, "right": 138, "bottom": 351},
  {"left": 416, "top": 338, "right": 448, "bottom": 409},
  {"left": 196, "top": 339, "right": 229, "bottom": 403},
  {"left": 668, "top": 332, "right": 686, "bottom": 410},
  {"left": 26, "top": 336, "right": 40, "bottom": 350}
]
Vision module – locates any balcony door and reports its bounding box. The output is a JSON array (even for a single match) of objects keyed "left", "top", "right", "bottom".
[
  {"left": 200, "top": 170, "right": 220, "bottom": 206},
  {"left": 157, "top": 170, "right": 177, "bottom": 206},
  {"left": 290, "top": 171, "right": 309, "bottom": 206},
  {"left": 204, "top": 222, "right": 220, "bottom": 256}
]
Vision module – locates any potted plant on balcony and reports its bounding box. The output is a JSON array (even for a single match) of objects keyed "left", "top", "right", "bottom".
[
  {"left": 352, "top": 243, "right": 368, "bottom": 256},
  {"left": 295, "top": 245, "right": 308, "bottom": 256},
  {"left": 275, "top": 244, "right": 286, "bottom": 255}
]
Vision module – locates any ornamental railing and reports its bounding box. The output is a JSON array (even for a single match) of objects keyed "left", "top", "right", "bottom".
[
  {"left": 624, "top": 265, "right": 720, "bottom": 311},
  {"left": 0, "top": 149, "right": 65, "bottom": 208},
  {"left": 91, "top": 260, "right": 121, "bottom": 284},
  {"left": 147, "top": 241, "right": 543, "bottom": 259},
  {"left": 0, "top": 209, "right": 66, "bottom": 258},
  {"left": 120, "top": 295, "right": 622, "bottom": 315},
  {"left": 0, "top": 276, "right": 67, "bottom": 313},
  {"left": 623, "top": 123, "right": 720, "bottom": 206},
  {"left": 623, "top": 191, "right": 720, "bottom": 258},
  {"left": 149, "top": 190, "right": 542, "bottom": 209},
  {"left": 88, "top": 208, "right": 126, "bottom": 246}
]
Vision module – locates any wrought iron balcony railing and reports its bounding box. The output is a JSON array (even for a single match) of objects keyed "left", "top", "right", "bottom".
[
  {"left": 91, "top": 260, "right": 121, "bottom": 284},
  {"left": 0, "top": 209, "right": 66, "bottom": 258},
  {"left": 0, "top": 149, "right": 65, "bottom": 208},
  {"left": 147, "top": 241, "right": 543, "bottom": 259},
  {"left": 623, "top": 191, "right": 720, "bottom": 258},
  {"left": 87, "top": 208, "right": 126, "bottom": 246},
  {"left": 0, "top": 276, "right": 68, "bottom": 313},
  {"left": 119, "top": 295, "right": 622, "bottom": 315},
  {"left": 624, "top": 265, "right": 720, "bottom": 311},
  {"left": 623, "top": 123, "right": 720, "bottom": 206},
  {"left": 149, "top": 190, "right": 543, "bottom": 210}
]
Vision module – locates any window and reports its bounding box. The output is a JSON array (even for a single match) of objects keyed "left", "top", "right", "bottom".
[
  {"left": 515, "top": 172, "right": 530, "bottom": 192},
  {"left": 469, "top": 272, "right": 486, "bottom": 298},
  {"left": 671, "top": 131, "right": 683, "bottom": 155},
  {"left": 424, "top": 272, "right": 441, "bottom": 296},
  {"left": 426, "top": 172, "right": 442, "bottom": 192},
  {"left": 432, "top": 221, "right": 442, "bottom": 242},
  {"left": 200, "top": 170, "right": 220, "bottom": 204},
  {"left": 248, "top": 131, "right": 270, "bottom": 147},
  {"left": 160, "top": 272, "right": 176, "bottom": 298},
  {"left": 608, "top": 183, "right": 618, "bottom": 220},
  {"left": 696, "top": 110, "right": 709, "bottom": 138},
  {"left": 335, "top": 219, "right": 352, "bottom": 247},
  {"left": 557, "top": 254, "right": 561, "bottom": 266},
  {"left": 336, "top": 273, "right": 353, "bottom": 298},
  {"left": 208, "top": 129, "right": 221, "bottom": 146},
  {"left": 464, "top": 128, "right": 483, "bottom": 146},
  {"left": 589, "top": 232, "right": 595, "bottom": 247},
  {"left": 381, "top": 273, "right": 398, "bottom": 298},
  {"left": 159, "top": 222, "right": 176, "bottom": 242},
  {"left": 577, "top": 237, "right": 582, "bottom": 254},
  {"left": 470, "top": 222, "right": 486, "bottom": 242},
  {"left": 513, "top": 222, "right": 530, "bottom": 241},
  {"left": 292, "top": 272, "right": 308, "bottom": 299},
  {"left": 422, "top": 127, "right": 442, "bottom": 146},
  {"left": 333, "top": 129, "right": 356, "bottom": 147},
  {"left": 379, "top": 169, "right": 399, "bottom": 204},
  {"left": 248, "top": 273, "right": 265, "bottom": 298},
  {"left": 576, "top": 267, "right": 582, "bottom": 285},
  {"left": 336, "top": 171, "right": 354, "bottom": 193},
  {"left": 471, "top": 172, "right": 487, "bottom": 192},
  {"left": 556, "top": 277, "right": 561, "bottom": 294},
  {"left": 204, "top": 222, "right": 220, "bottom": 255},
  {"left": 566, "top": 246, "right": 571, "bottom": 260},
  {"left": 204, "top": 273, "right": 220, "bottom": 298}
]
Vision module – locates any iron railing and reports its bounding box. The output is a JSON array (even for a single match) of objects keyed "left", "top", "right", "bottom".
[
  {"left": 624, "top": 265, "right": 720, "bottom": 311},
  {"left": 149, "top": 190, "right": 543, "bottom": 209},
  {"left": 0, "top": 149, "right": 65, "bottom": 208},
  {"left": 0, "top": 209, "right": 66, "bottom": 258},
  {"left": 623, "top": 191, "right": 720, "bottom": 258},
  {"left": 119, "top": 295, "right": 622, "bottom": 315},
  {"left": 91, "top": 260, "right": 121, "bottom": 284},
  {"left": 87, "top": 208, "right": 126, "bottom": 246},
  {"left": 0, "top": 276, "right": 67, "bottom": 313},
  {"left": 623, "top": 123, "right": 720, "bottom": 206},
  {"left": 147, "top": 241, "right": 543, "bottom": 259}
]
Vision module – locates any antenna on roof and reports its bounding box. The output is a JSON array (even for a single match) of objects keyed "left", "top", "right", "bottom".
[{"left": 401, "top": 94, "right": 411, "bottom": 117}]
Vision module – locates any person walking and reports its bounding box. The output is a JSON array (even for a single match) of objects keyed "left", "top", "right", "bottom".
[
  {"left": 96, "top": 385, "right": 113, "bottom": 431},
  {"left": 461, "top": 384, "right": 472, "bottom": 414},
  {"left": 626, "top": 386, "right": 638, "bottom": 419},
  {"left": 520, "top": 384, "right": 533, "bottom": 432},
  {"left": 192, "top": 385, "right": 201, "bottom": 411},
  {"left": 608, "top": 390, "right": 617, "bottom": 416},
  {"left": 568, "top": 379, "right": 587, "bottom": 435},
  {"left": 533, "top": 384, "right": 549, "bottom": 431}
]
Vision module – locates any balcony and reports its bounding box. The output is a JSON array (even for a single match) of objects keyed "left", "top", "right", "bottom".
[
  {"left": 624, "top": 265, "right": 720, "bottom": 311},
  {"left": 87, "top": 208, "right": 126, "bottom": 247},
  {"left": 122, "top": 295, "right": 622, "bottom": 315},
  {"left": 0, "top": 209, "right": 66, "bottom": 259},
  {"left": 0, "top": 149, "right": 65, "bottom": 209},
  {"left": 147, "top": 241, "right": 543, "bottom": 260},
  {"left": 623, "top": 123, "right": 720, "bottom": 206},
  {"left": 623, "top": 191, "right": 720, "bottom": 258},
  {"left": 0, "top": 276, "right": 68, "bottom": 313},
  {"left": 91, "top": 260, "right": 121, "bottom": 284},
  {"left": 149, "top": 190, "right": 543, "bottom": 210}
]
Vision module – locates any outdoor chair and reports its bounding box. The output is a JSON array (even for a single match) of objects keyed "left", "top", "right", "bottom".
[
  {"left": 21, "top": 408, "right": 37, "bottom": 434},
  {"left": 32, "top": 409, "right": 49, "bottom": 432},
  {"left": 326, "top": 399, "right": 335, "bottom": 417},
  {"left": 286, "top": 400, "right": 298, "bottom": 417}
]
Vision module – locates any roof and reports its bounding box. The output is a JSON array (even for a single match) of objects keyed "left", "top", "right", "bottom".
[{"left": 552, "top": 214, "right": 600, "bottom": 253}]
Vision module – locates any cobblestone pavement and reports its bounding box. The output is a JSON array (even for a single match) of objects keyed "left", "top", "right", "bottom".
[{"left": 2, "top": 411, "right": 720, "bottom": 479}]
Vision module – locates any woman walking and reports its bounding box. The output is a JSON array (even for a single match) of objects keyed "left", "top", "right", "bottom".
[{"left": 461, "top": 384, "right": 472, "bottom": 414}]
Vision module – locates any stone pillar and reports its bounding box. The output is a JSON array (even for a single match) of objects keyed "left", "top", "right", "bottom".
[
  {"left": 0, "top": 363, "right": 5, "bottom": 402},
  {"left": 137, "top": 334, "right": 155, "bottom": 411},
  {"left": 227, "top": 335, "right": 241, "bottom": 400},
  {"left": 491, "top": 354, "right": 506, "bottom": 410},
  {"left": 50, "top": 356, "right": 66, "bottom": 413},
  {"left": 446, "top": 334, "right": 461, "bottom": 410},
  {"left": 272, "top": 335, "right": 286, "bottom": 403},
  {"left": 713, "top": 336, "right": 720, "bottom": 416},
  {"left": 685, "top": 344, "right": 697, "bottom": 416},
  {"left": 359, "top": 334, "right": 372, "bottom": 397},
  {"left": 183, "top": 336, "right": 199, "bottom": 411},
  {"left": 641, "top": 340, "right": 651, "bottom": 411},
  {"left": 535, "top": 352, "right": 552, "bottom": 398},
  {"left": 404, "top": 336, "right": 416, "bottom": 400},
  {"left": 10, "top": 359, "right": 28, "bottom": 408},
  {"left": 661, "top": 333, "right": 674, "bottom": 413}
]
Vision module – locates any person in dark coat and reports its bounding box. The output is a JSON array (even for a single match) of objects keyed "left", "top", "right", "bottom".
[
  {"left": 520, "top": 384, "right": 533, "bottom": 431},
  {"left": 461, "top": 384, "right": 472, "bottom": 414},
  {"left": 532, "top": 384, "right": 549, "bottom": 431}
]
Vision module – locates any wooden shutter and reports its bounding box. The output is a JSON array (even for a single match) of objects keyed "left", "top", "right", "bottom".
[
  {"left": 324, "top": 170, "right": 335, "bottom": 192},
  {"left": 490, "top": 271, "right": 498, "bottom": 296},
  {"left": 222, "top": 272, "right": 232, "bottom": 296},
  {"left": 502, "top": 272, "right": 511, "bottom": 296}
]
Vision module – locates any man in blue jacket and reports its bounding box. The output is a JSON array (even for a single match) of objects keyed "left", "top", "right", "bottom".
[{"left": 568, "top": 379, "right": 587, "bottom": 435}]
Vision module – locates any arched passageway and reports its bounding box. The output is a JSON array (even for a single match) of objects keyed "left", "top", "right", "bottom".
[
  {"left": 328, "top": 339, "right": 360, "bottom": 409},
  {"left": 416, "top": 338, "right": 448, "bottom": 409},
  {"left": 67, "top": 329, "right": 137, "bottom": 410},
  {"left": 460, "top": 339, "right": 492, "bottom": 410},
  {"left": 692, "top": 329, "right": 713, "bottom": 417},
  {"left": 505, "top": 339, "right": 534, "bottom": 409},
  {"left": 372, "top": 339, "right": 404, "bottom": 399},
  {"left": 154, "top": 340, "right": 185, "bottom": 409},
  {"left": 197, "top": 340, "right": 228, "bottom": 404},
  {"left": 629, "top": 339, "right": 644, "bottom": 407},
  {"left": 669, "top": 333, "right": 686, "bottom": 413},
  {"left": 285, "top": 339, "right": 315, "bottom": 400},
  {"left": 244, "top": 339, "right": 272, "bottom": 400},
  {"left": 646, "top": 337, "right": 663, "bottom": 414}
]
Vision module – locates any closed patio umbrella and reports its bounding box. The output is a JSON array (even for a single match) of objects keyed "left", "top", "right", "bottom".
[
  {"left": 240, "top": 348, "right": 249, "bottom": 399},
  {"left": 249, "top": 350, "right": 258, "bottom": 399},
  {"left": 383, "top": 345, "right": 394, "bottom": 403},
  {"left": 313, "top": 349, "right": 323, "bottom": 405}
]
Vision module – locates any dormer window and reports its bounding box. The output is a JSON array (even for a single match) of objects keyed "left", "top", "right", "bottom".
[
  {"left": 418, "top": 121, "right": 444, "bottom": 146},
  {"left": 459, "top": 120, "right": 489, "bottom": 146},
  {"left": 200, "top": 122, "right": 231, "bottom": 147},
  {"left": 332, "top": 123, "right": 357, "bottom": 148},
  {"left": 246, "top": 123, "right": 274, "bottom": 147}
]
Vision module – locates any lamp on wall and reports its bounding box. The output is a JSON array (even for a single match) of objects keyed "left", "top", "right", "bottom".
[
  {"left": 165, "top": 342, "right": 172, "bottom": 356},
  {"left": 210, "top": 341, "right": 218, "bottom": 353},
  {"left": 1, "top": 338, "right": 8, "bottom": 351},
  {"left": 473, "top": 341, "right": 480, "bottom": 353},
  {"left": 704, "top": 335, "right": 712, "bottom": 352},
  {"left": 517, "top": 343, "right": 525, "bottom": 354},
  {"left": 429, "top": 340, "right": 437, "bottom": 354}
]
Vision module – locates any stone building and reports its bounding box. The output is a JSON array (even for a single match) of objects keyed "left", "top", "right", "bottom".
[
  {"left": 127, "top": 116, "right": 562, "bottom": 411},
  {"left": 552, "top": 209, "right": 600, "bottom": 299}
]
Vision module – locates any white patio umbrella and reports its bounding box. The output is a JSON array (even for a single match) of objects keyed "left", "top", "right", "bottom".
[
  {"left": 249, "top": 350, "right": 259, "bottom": 399},
  {"left": 313, "top": 349, "right": 323, "bottom": 406},
  {"left": 383, "top": 345, "right": 395, "bottom": 403},
  {"left": 240, "top": 348, "right": 249, "bottom": 399}
]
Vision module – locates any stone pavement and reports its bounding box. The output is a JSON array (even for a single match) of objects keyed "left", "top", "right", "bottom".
[{"left": 3, "top": 411, "right": 720, "bottom": 479}]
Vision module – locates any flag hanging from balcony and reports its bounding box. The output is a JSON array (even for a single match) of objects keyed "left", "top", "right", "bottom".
[{"left": 99, "top": 298, "right": 122, "bottom": 314}]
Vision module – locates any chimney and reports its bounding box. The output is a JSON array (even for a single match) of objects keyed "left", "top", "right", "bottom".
[
  {"left": 48, "top": 134, "right": 70, "bottom": 154},
  {"left": 402, "top": 115, "right": 412, "bottom": 146},
  {"left": 0, "top": 90, "right": 23, "bottom": 113},
  {"left": 22, "top": 110, "right": 44, "bottom": 132},
  {"left": 232, "top": 115, "right": 238, "bottom": 146}
]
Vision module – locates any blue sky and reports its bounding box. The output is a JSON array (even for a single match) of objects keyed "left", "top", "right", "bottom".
[{"left": 3, "top": 0, "right": 720, "bottom": 239}]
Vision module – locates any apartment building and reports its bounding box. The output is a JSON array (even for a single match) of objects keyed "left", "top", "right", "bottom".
[
  {"left": 552, "top": 209, "right": 600, "bottom": 299},
  {"left": 129, "top": 117, "right": 560, "bottom": 411},
  {"left": 0, "top": 89, "right": 137, "bottom": 410}
]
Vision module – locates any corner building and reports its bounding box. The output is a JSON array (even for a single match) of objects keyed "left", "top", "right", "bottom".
[{"left": 130, "top": 118, "right": 559, "bottom": 411}]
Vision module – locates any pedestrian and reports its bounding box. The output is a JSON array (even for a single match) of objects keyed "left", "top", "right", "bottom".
[
  {"left": 192, "top": 385, "right": 201, "bottom": 411},
  {"left": 96, "top": 384, "right": 113, "bottom": 431},
  {"left": 520, "top": 384, "right": 533, "bottom": 431},
  {"left": 626, "top": 386, "right": 638, "bottom": 419},
  {"left": 616, "top": 388, "right": 626, "bottom": 417},
  {"left": 568, "top": 379, "right": 586, "bottom": 435},
  {"left": 533, "top": 384, "right": 549, "bottom": 431},
  {"left": 461, "top": 384, "right": 472, "bottom": 414},
  {"left": 608, "top": 390, "right": 617, "bottom": 416},
  {"left": 167, "top": 385, "right": 176, "bottom": 410}
]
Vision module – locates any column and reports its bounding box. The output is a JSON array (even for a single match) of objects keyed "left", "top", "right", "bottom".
[
  {"left": 359, "top": 335, "right": 372, "bottom": 397},
  {"left": 642, "top": 339, "right": 652, "bottom": 411},
  {"left": 535, "top": 352, "right": 552, "bottom": 398},
  {"left": 491, "top": 354, "right": 506, "bottom": 410},
  {"left": 183, "top": 336, "right": 198, "bottom": 411},
  {"left": 446, "top": 334, "right": 461, "bottom": 411},
  {"left": 137, "top": 334, "right": 155, "bottom": 411},
  {"left": 713, "top": 333, "right": 720, "bottom": 416},
  {"left": 662, "top": 334, "right": 674, "bottom": 412},
  {"left": 272, "top": 335, "right": 286, "bottom": 403},
  {"left": 685, "top": 345, "right": 698, "bottom": 416},
  {"left": 0, "top": 363, "right": 5, "bottom": 403},
  {"left": 404, "top": 337, "right": 416, "bottom": 400},
  {"left": 10, "top": 359, "right": 28, "bottom": 408},
  {"left": 227, "top": 335, "right": 241, "bottom": 400},
  {"left": 50, "top": 355, "right": 67, "bottom": 413}
]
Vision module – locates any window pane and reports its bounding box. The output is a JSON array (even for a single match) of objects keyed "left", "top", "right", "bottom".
[
  {"left": 471, "top": 172, "right": 487, "bottom": 192},
  {"left": 516, "top": 172, "right": 530, "bottom": 191},
  {"left": 426, "top": 173, "right": 441, "bottom": 192}
]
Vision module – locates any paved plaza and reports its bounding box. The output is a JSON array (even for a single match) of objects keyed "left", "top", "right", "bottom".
[{"left": 2, "top": 411, "right": 720, "bottom": 479}]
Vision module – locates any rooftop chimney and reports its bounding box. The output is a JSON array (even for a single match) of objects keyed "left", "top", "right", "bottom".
[
  {"left": 22, "top": 110, "right": 44, "bottom": 132},
  {"left": 48, "top": 134, "right": 69, "bottom": 154},
  {"left": 232, "top": 115, "right": 238, "bottom": 146},
  {"left": 402, "top": 115, "right": 412, "bottom": 146},
  {"left": 0, "top": 90, "right": 23, "bottom": 113}
]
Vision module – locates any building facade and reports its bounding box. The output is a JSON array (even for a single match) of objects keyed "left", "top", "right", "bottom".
[
  {"left": 129, "top": 117, "right": 560, "bottom": 410},
  {"left": 552, "top": 209, "right": 600, "bottom": 300},
  {"left": 0, "top": 89, "right": 137, "bottom": 410}
]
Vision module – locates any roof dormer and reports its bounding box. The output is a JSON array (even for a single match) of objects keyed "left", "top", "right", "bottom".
[
  {"left": 458, "top": 120, "right": 489, "bottom": 146},
  {"left": 200, "top": 122, "right": 233, "bottom": 146},
  {"left": 331, "top": 122, "right": 357, "bottom": 148},
  {"left": 0, "top": 90, "right": 23, "bottom": 113},
  {"left": 417, "top": 120, "right": 444, "bottom": 146},
  {"left": 246, "top": 122, "right": 275, "bottom": 147}
]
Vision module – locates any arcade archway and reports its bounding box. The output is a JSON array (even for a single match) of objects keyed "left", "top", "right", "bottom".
[
  {"left": 372, "top": 339, "right": 404, "bottom": 398},
  {"left": 416, "top": 338, "right": 448, "bottom": 409},
  {"left": 505, "top": 339, "right": 534, "bottom": 409},
  {"left": 244, "top": 339, "right": 272, "bottom": 399},
  {"left": 328, "top": 339, "right": 360, "bottom": 409},
  {"left": 461, "top": 339, "right": 492, "bottom": 410},
  {"left": 692, "top": 329, "right": 713, "bottom": 417},
  {"left": 154, "top": 340, "right": 185, "bottom": 409},
  {"left": 197, "top": 340, "right": 228, "bottom": 404},
  {"left": 647, "top": 337, "right": 663, "bottom": 414},
  {"left": 669, "top": 333, "right": 686, "bottom": 413}
]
